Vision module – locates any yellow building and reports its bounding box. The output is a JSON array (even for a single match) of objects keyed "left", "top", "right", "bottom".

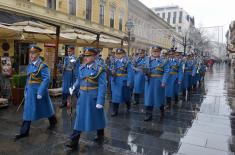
[
  {"left": 0, "top": 0, "right": 128, "bottom": 73},
  {"left": 29, "top": 0, "right": 128, "bottom": 58}
]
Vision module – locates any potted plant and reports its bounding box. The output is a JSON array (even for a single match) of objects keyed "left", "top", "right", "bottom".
[{"left": 11, "top": 74, "right": 27, "bottom": 105}]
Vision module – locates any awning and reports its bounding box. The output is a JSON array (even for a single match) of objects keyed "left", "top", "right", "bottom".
[
  {"left": 8, "top": 21, "right": 57, "bottom": 43},
  {"left": 0, "top": 22, "right": 126, "bottom": 48},
  {"left": 60, "top": 29, "right": 95, "bottom": 46},
  {"left": 0, "top": 24, "right": 20, "bottom": 39}
]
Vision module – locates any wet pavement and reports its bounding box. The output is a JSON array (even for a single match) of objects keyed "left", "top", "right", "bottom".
[{"left": 0, "top": 64, "right": 235, "bottom": 155}]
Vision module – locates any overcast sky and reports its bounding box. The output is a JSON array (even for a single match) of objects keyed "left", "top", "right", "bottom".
[{"left": 139, "top": 0, "right": 235, "bottom": 42}]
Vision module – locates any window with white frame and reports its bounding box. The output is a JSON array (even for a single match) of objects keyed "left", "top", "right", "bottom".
[
  {"left": 47, "top": 0, "right": 56, "bottom": 10},
  {"left": 69, "top": 0, "right": 76, "bottom": 16}
]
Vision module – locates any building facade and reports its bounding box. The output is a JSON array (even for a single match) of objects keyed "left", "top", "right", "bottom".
[
  {"left": 128, "top": 0, "right": 182, "bottom": 52},
  {"left": 226, "top": 21, "right": 235, "bottom": 61},
  {"left": 152, "top": 5, "right": 195, "bottom": 34},
  {"left": 0, "top": 0, "right": 128, "bottom": 59}
]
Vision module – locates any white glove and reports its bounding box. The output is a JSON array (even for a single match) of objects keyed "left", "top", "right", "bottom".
[
  {"left": 69, "top": 86, "right": 75, "bottom": 95},
  {"left": 96, "top": 104, "right": 103, "bottom": 109},
  {"left": 70, "top": 58, "right": 76, "bottom": 63},
  {"left": 37, "top": 95, "right": 42, "bottom": 100}
]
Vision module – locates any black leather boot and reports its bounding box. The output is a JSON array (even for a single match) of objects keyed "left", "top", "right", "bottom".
[
  {"left": 126, "top": 101, "right": 131, "bottom": 113},
  {"left": 59, "top": 94, "right": 68, "bottom": 108},
  {"left": 47, "top": 115, "right": 57, "bottom": 130},
  {"left": 160, "top": 105, "right": 165, "bottom": 118},
  {"left": 111, "top": 103, "right": 119, "bottom": 117},
  {"left": 175, "top": 95, "right": 179, "bottom": 104},
  {"left": 133, "top": 94, "right": 140, "bottom": 105},
  {"left": 14, "top": 121, "right": 31, "bottom": 141},
  {"left": 144, "top": 106, "right": 153, "bottom": 122},
  {"left": 66, "top": 130, "right": 80, "bottom": 150},
  {"left": 166, "top": 97, "right": 172, "bottom": 109},
  {"left": 94, "top": 129, "right": 104, "bottom": 143}
]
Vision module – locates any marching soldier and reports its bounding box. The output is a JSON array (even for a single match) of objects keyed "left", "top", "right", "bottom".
[
  {"left": 175, "top": 51, "right": 184, "bottom": 97},
  {"left": 15, "top": 45, "right": 57, "bottom": 140},
  {"left": 110, "top": 48, "right": 133, "bottom": 117},
  {"left": 182, "top": 53, "right": 196, "bottom": 97},
  {"left": 192, "top": 56, "right": 206, "bottom": 87},
  {"left": 144, "top": 46, "right": 169, "bottom": 121},
  {"left": 66, "top": 47, "right": 107, "bottom": 150},
  {"left": 60, "top": 46, "right": 78, "bottom": 108},
  {"left": 132, "top": 49, "right": 146, "bottom": 105},
  {"left": 96, "top": 48, "right": 106, "bottom": 68},
  {"left": 165, "top": 48, "right": 183, "bottom": 107}
]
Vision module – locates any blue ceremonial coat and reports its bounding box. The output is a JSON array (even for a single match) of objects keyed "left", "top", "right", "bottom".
[
  {"left": 144, "top": 57, "right": 169, "bottom": 108},
  {"left": 176, "top": 59, "right": 184, "bottom": 94},
  {"left": 23, "top": 58, "right": 55, "bottom": 121},
  {"left": 73, "top": 62, "right": 107, "bottom": 131},
  {"left": 133, "top": 57, "right": 146, "bottom": 94},
  {"left": 111, "top": 57, "right": 134, "bottom": 103},
  {"left": 165, "top": 59, "right": 180, "bottom": 98},
  {"left": 96, "top": 57, "right": 106, "bottom": 68},
  {"left": 193, "top": 63, "right": 206, "bottom": 84},
  {"left": 183, "top": 60, "right": 194, "bottom": 90},
  {"left": 62, "top": 55, "right": 78, "bottom": 94}
]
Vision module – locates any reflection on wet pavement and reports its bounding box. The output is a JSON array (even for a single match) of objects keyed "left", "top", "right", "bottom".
[{"left": 0, "top": 64, "right": 235, "bottom": 155}]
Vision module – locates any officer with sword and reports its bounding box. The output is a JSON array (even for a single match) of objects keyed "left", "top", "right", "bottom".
[
  {"left": 65, "top": 47, "right": 107, "bottom": 150},
  {"left": 14, "top": 45, "right": 57, "bottom": 141}
]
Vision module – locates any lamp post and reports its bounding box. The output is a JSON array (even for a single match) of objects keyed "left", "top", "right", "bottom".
[
  {"left": 125, "top": 19, "right": 134, "bottom": 56},
  {"left": 172, "top": 36, "right": 176, "bottom": 49}
]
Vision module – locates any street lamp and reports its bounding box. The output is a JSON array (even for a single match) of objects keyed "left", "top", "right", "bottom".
[
  {"left": 171, "top": 36, "right": 176, "bottom": 49},
  {"left": 125, "top": 19, "right": 134, "bottom": 56}
]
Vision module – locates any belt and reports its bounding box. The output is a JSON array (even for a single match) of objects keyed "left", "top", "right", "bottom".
[
  {"left": 84, "top": 77, "right": 98, "bottom": 84},
  {"left": 170, "top": 72, "right": 177, "bottom": 75},
  {"left": 150, "top": 74, "right": 163, "bottom": 77},
  {"left": 28, "top": 81, "right": 41, "bottom": 84},
  {"left": 29, "top": 78, "right": 42, "bottom": 84},
  {"left": 80, "top": 86, "right": 98, "bottom": 91},
  {"left": 116, "top": 74, "right": 127, "bottom": 77},
  {"left": 64, "top": 69, "right": 73, "bottom": 71}
]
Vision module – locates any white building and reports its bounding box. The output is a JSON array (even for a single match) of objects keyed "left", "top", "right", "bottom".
[
  {"left": 128, "top": 0, "right": 182, "bottom": 52},
  {"left": 152, "top": 6, "right": 195, "bottom": 34}
]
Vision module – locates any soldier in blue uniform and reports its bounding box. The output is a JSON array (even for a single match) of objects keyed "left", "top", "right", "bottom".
[
  {"left": 60, "top": 46, "right": 78, "bottom": 108},
  {"left": 132, "top": 49, "right": 146, "bottom": 105},
  {"left": 182, "top": 53, "right": 196, "bottom": 97},
  {"left": 110, "top": 48, "right": 133, "bottom": 117},
  {"left": 65, "top": 47, "right": 107, "bottom": 149},
  {"left": 144, "top": 46, "right": 169, "bottom": 121},
  {"left": 15, "top": 45, "right": 57, "bottom": 141},
  {"left": 96, "top": 48, "right": 106, "bottom": 68},
  {"left": 165, "top": 48, "right": 184, "bottom": 107},
  {"left": 175, "top": 51, "right": 184, "bottom": 98}
]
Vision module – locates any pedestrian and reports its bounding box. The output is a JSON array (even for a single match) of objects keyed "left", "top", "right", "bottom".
[
  {"left": 60, "top": 45, "right": 78, "bottom": 108},
  {"left": 144, "top": 46, "right": 169, "bottom": 121},
  {"left": 110, "top": 48, "right": 133, "bottom": 117},
  {"left": 14, "top": 45, "right": 57, "bottom": 141},
  {"left": 65, "top": 47, "right": 107, "bottom": 150}
]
